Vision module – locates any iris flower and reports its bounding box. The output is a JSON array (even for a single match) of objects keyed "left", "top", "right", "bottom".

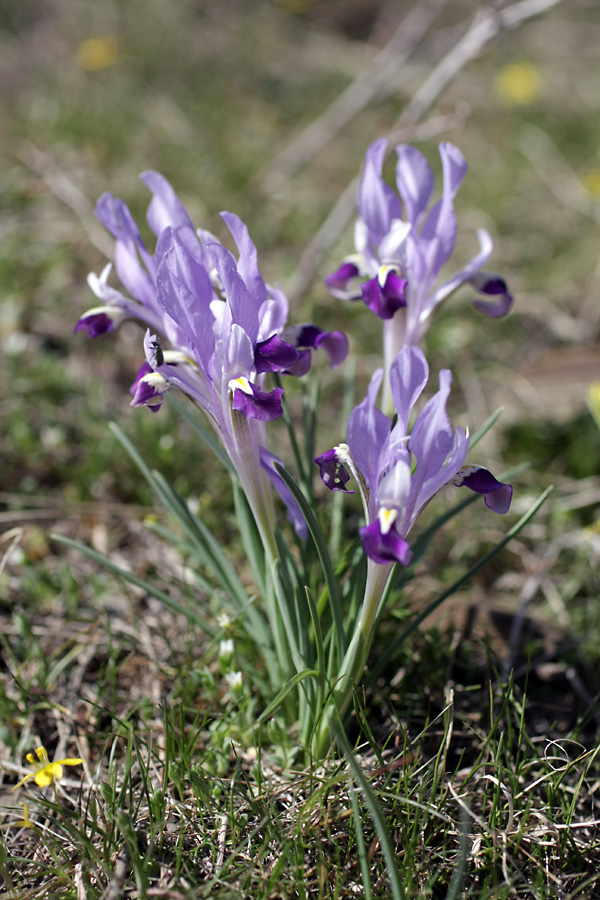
[
  {"left": 326, "top": 140, "right": 512, "bottom": 410},
  {"left": 75, "top": 174, "right": 348, "bottom": 539},
  {"left": 313, "top": 346, "right": 511, "bottom": 754},
  {"left": 315, "top": 344, "right": 512, "bottom": 568},
  {"left": 13, "top": 746, "right": 83, "bottom": 789}
]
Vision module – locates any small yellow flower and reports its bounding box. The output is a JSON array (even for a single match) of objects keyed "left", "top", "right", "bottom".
[
  {"left": 582, "top": 169, "right": 600, "bottom": 197},
  {"left": 13, "top": 746, "right": 83, "bottom": 790},
  {"left": 15, "top": 803, "right": 35, "bottom": 829},
  {"left": 75, "top": 35, "right": 119, "bottom": 72},
  {"left": 588, "top": 383, "right": 600, "bottom": 431},
  {"left": 494, "top": 62, "right": 541, "bottom": 106}
]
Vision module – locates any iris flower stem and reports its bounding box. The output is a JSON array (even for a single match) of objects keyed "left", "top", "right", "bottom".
[
  {"left": 313, "top": 560, "right": 393, "bottom": 758},
  {"left": 230, "top": 409, "right": 294, "bottom": 687}
]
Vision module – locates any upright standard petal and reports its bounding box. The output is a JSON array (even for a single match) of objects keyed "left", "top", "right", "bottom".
[
  {"left": 357, "top": 139, "right": 402, "bottom": 246},
  {"left": 141, "top": 171, "right": 195, "bottom": 236},
  {"left": 346, "top": 369, "right": 390, "bottom": 492},
  {"left": 221, "top": 212, "right": 268, "bottom": 310},
  {"left": 389, "top": 344, "right": 429, "bottom": 436},
  {"left": 395, "top": 144, "right": 435, "bottom": 226}
]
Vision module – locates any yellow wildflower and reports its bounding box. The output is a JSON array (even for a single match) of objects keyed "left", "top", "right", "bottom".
[
  {"left": 15, "top": 803, "right": 35, "bottom": 828},
  {"left": 76, "top": 35, "right": 119, "bottom": 72},
  {"left": 588, "top": 383, "right": 600, "bottom": 432},
  {"left": 582, "top": 169, "right": 600, "bottom": 197},
  {"left": 494, "top": 62, "right": 541, "bottom": 106},
  {"left": 13, "top": 746, "right": 83, "bottom": 790}
]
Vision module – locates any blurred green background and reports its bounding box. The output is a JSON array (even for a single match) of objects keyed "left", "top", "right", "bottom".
[{"left": 2, "top": 0, "right": 600, "bottom": 654}]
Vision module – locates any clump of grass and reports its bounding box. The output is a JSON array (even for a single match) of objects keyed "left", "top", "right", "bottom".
[
  {"left": 3, "top": 1, "right": 600, "bottom": 896},
  {"left": 2, "top": 559, "right": 600, "bottom": 899}
]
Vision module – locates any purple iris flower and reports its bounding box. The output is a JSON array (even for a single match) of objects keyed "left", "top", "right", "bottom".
[
  {"left": 76, "top": 173, "right": 347, "bottom": 538},
  {"left": 76, "top": 173, "right": 347, "bottom": 403},
  {"left": 325, "top": 139, "right": 513, "bottom": 344},
  {"left": 315, "top": 345, "right": 512, "bottom": 566}
]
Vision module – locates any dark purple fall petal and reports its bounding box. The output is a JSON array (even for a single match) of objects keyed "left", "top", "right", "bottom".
[
  {"left": 325, "top": 261, "right": 360, "bottom": 294},
  {"left": 231, "top": 383, "right": 284, "bottom": 421},
  {"left": 283, "top": 349, "right": 312, "bottom": 377},
  {"left": 360, "top": 519, "right": 412, "bottom": 566},
  {"left": 314, "top": 330, "right": 349, "bottom": 368},
  {"left": 285, "top": 324, "right": 349, "bottom": 369},
  {"left": 130, "top": 362, "right": 153, "bottom": 396},
  {"left": 254, "top": 334, "right": 299, "bottom": 374},
  {"left": 361, "top": 272, "right": 407, "bottom": 319},
  {"left": 314, "top": 449, "right": 354, "bottom": 493},
  {"left": 452, "top": 466, "right": 513, "bottom": 514},
  {"left": 74, "top": 310, "right": 118, "bottom": 337},
  {"left": 470, "top": 272, "right": 513, "bottom": 318},
  {"left": 130, "top": 369, "right": 168, "bottom": 412}
]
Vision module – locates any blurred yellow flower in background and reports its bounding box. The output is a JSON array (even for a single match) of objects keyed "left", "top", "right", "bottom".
[
  {"left": 13, "top": 746, "right": 83, "bottom": 789},
  {"left": 76, "top": 35, "right": 119, "bottom": 72},
  {"left": 494, "top": 61, "right": 541, "bottom": 105},
  {"left": 582, "top": 169, "right": 600, "bottom": 197},
  {"left": 587, "top": 383, "right": 600, "bottom": 431}
]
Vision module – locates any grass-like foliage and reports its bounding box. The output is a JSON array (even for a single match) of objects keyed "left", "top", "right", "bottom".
[
  {"left": 56, "top": 126, "right": 529, "bottom": 768},
  {"left": 3, "top": 1, "right": 600, "bottom": 896}
]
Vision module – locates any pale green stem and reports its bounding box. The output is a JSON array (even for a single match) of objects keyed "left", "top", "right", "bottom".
[
  {"left": 230, "top": 409, "right": 292, "bottom": 683},
  {"left": 313, "top": 559, "right": 393, "bottom": 758}
]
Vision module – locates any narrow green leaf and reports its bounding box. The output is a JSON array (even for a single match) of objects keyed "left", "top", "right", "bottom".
[
  {"left": 51, "top": 534, "right": 216, "bottom": 635},
  {"left": 233, "top": 483, "right": 267, "bottom": 597},
  {"left": 336, "top": 726, "right": 405, "bottom": 900},
  {"left": 349, "top": 787, "right": 373, "bottom": 900},
  {"left": 269, "top": 553, "right": 306, "bottom": 677},
  {"left": 274, "top": 463, "right": 346, "bottom": 660},
  {"left": 305, "top": 586, "right": 325, "bottom": 703},
  {"left": 469, "top": 407, "right": 504, "bottom": 449},
  {"left": 272, "top": 375, "right": 308, "bottom": 488},
  {"left": 274, "top": 528, "right": 309, "bottom": 637},
  {"left": 148, "top": 470, "right": 249, "bottom": 607},
  {"left": 302, "top": 377, "right": 320, "bottom": 497},
  {"left": 329, "top": 357, "right": 356, "bottom": 560},
  {"left": 166, "top": 392, "right": 235, "bottom": 475},
  {"left": 255, "top": 669, "right": 318, "bottom": 725},
  {"left": 109, "top": 423, "right": 250, "bottom": 614}
]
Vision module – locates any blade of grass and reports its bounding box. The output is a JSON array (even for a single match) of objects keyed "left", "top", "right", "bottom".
[
  {"left": 255, "top": 668, "right": 319, "bottom": 726},
  {"left": 274, "top": 463, "right": 346, "bottom": 660},
  {"left": 335, "top": 724, "right": 405, "bottom": 900},
  {"left": 166, "top": 392, "right": 236, "bottom": 475},
  {"left": 469, "top": 407, "right": 504, "bottom": 449},
  {"left": 51, "top": 534, "right": 216, "bottom": 634},
  {"left": 349, "top": 786, "right": 373, "bottom": 900}
]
